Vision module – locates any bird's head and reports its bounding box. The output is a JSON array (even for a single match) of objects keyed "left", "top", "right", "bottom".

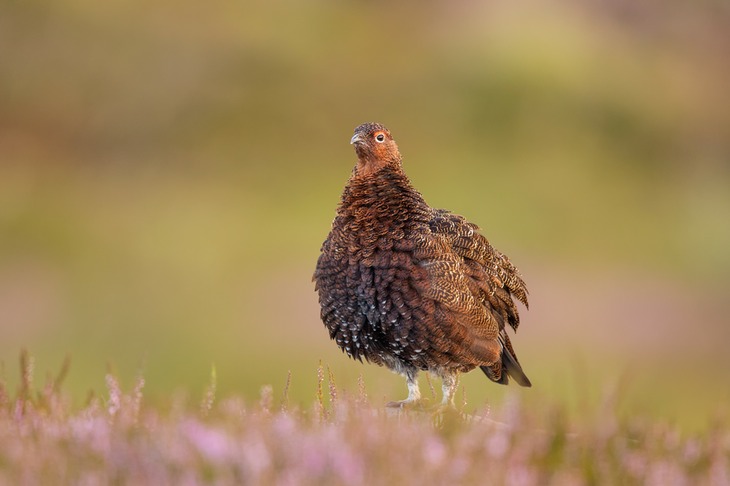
[{"left": 350, "top": 122, "right": 402, "bottom": 176}]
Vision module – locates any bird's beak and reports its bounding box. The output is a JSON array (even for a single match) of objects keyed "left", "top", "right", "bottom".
[{"left": 350, "top": 133, "right": 362, "bottom": 145}]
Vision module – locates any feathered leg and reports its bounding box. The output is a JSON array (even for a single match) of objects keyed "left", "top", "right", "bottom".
[
  {"left": 441, "top": 373, "right": 459, "bottom": 406},
  {"left": 386, "top": 369, "right": 421, "bottom": 408}
]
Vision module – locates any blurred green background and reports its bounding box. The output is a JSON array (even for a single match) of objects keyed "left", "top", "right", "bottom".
[{"left": 1, "top": 0, "right": 729, "bottom": 429}]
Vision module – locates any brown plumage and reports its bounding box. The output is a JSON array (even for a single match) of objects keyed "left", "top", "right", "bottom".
[{"left": 314, "top": 122, "right": 531, "bottom": 407}]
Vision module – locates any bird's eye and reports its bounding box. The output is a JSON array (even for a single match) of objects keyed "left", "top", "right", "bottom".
[{"left": 375, "top": 133, "right": 385, "bottom": 143}]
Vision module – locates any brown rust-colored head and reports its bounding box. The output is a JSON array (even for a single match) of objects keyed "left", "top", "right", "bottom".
[{"left": 350, "top": 122, "right": 402, "bottom": 176}]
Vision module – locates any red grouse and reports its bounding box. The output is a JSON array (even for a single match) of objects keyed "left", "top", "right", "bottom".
[{"left": 314, "top": 122, "right": 531, "bottom": 407}]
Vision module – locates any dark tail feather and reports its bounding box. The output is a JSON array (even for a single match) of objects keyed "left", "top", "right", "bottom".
[
  {"left": 480, "top": 363, "right": 509, "bottom": 385},
  {"left": 501, "top": 346, "right": 531, "bottom": 387},
  {"left": 480, "top": 344, "right": 532, "bottom": 387}
]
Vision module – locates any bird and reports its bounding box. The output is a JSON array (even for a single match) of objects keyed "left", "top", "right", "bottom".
[{"left": 313, "top": 122, "right": 531, "bottom": 408}]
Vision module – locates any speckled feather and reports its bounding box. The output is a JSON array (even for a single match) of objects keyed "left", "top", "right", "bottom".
[{"left": 314, "top": 122, "right": 531, "bottom": 404}]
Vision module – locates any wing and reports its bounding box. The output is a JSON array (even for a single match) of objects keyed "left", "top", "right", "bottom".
[
  {"left": 428, "top": 209, "right": 528, "bottom": 331},
  {"left": 413, "top": 208, "right": 530, "bottom": 385}
]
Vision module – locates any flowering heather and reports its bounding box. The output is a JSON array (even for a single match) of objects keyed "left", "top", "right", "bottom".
[{"left": 0, "top": 355, "right": 727, "bottom": 485}]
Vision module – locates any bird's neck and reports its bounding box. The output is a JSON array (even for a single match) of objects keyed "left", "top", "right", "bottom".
[
  {"left": 339, "top": 166, "right": 429, "bottom": 226},
  {"left": 352, "top": 153, "right": 401, "bottom": 179}
]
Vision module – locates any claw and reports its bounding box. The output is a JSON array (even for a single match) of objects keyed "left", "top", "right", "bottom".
[
  {"left": 385, "top": 399, "right": 413, "bottom": 409},
  {"left": 385, "top": 398, "right": 431, "bottom": 411}
]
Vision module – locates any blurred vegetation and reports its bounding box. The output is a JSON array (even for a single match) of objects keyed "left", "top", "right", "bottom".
[
  {"left": 1, "top": 0, "right": 729, "bottom": 431},
  {"left": 1, "top": 356, "right": 728, "bottom": 484}
]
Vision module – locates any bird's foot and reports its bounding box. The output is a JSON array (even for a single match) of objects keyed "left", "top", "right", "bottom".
[
  {"left": 431, "top": 403, "right": 466, "bottom": 428},
  {"left": 385, "top": 398, "right": 431, "bottom": 411}
]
